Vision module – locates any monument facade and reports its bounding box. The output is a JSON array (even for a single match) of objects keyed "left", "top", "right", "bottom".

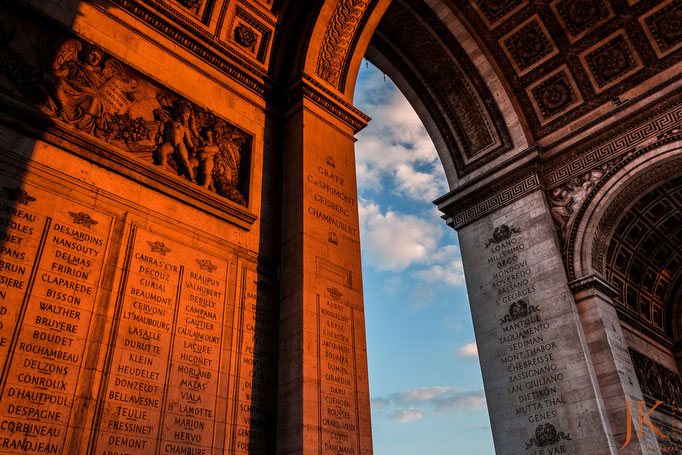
[{"left": 0, "top": 0, "right": 680, "bottom": 454}]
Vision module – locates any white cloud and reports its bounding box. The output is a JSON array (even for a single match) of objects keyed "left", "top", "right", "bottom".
[
  {"left": 371, "top": 397, "right": 391, "bottom": 410},
  {"left": 414, "top": 262, "right": 465, "bottom": 287},
  {"left": 457, "top": 342, "right": 479, "bottom": 360},
  {"left": 372, "top": 386, "right": 486, "bottom": 424},
  {"left": 359, "top": 200, "right": 441, "bottom": 271},
  {"left": 358, "top": 201, "right": 466, "bottom": 287},
  {"left": 354, "top": 61, "right": 447, "bottom": 201},
  {"left": 389, "top": 408, "right": 425, "bottom": 423}
]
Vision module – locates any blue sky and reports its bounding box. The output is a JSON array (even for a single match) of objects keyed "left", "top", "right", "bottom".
[{"left": 354, "top": 60, "right": 495, "bottom": 454}]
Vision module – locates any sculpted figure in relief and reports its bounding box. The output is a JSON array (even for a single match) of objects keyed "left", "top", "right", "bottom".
[
  {"left": 550, "top": 187, "right": 573, "bottom": 239},
  {"left": 41, "top": 39, "right": 137, "bottom": 138},
  {"left": 192, "top": 127, "right": 219, "bottom": 190},
  {"left": 548, "top": 162, "right": 616, "bottom": 242},
  {"left": 154, "top": 99, "right": 196, "bottom": 182},
  {"left": 0, "top": 27, "right": 250, "bottom": 206}
]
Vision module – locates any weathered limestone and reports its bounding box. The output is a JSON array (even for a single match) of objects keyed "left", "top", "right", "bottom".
[
  {"left": 457, "top": 190, "right": 617, "bottom": 455},
  {"left": 570, "top": 275, "right": 660, "bottom": 454}
]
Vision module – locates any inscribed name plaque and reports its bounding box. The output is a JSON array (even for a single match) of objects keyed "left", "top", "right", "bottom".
[
  {"left": 93, "top": 227, "right": 229, "bottom": 455},
  {"left": 460, "top": 191, "right": 615, "bottom": 454},
  {"left": 482, "top": 222, "right": 577, "bottom": 454},
  {"left": 0, "top": 184, "right": 114, "bottom": 454},
  {"left": 317, "top": 292, "right": 361, "bottom": 455},
  {"left": 229, "top": 268, "right": 278, "bottom": 454}
]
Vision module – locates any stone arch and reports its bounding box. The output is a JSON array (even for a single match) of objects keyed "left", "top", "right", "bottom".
[
  {"left": 288, "top": 0, "right": 531, "bottom": 186},
  {"left": 567, "top": 139, "right": 682, "bottom": 283}
]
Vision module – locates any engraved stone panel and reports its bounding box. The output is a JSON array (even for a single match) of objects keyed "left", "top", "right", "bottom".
[
  {"left": 0, "top": 182, "right": 114, "bottom": 454},
  {"left": 458, "top": 190, "right": 615, "bottom": 454},
  {"left": 317, "top": 292, "right": 361, "bottom": 455},
  {"left": 228, "top": 267, "right": 278, "bottom": 454},
  {"left": 92, "top": 226, "right": 231, "bottom": 455}
]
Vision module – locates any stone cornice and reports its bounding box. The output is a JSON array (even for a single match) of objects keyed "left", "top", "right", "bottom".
[
  {"left": 0, "top": 95, "right": 258, "bottom": 230},
  {"left": 435, "top": 146, "right": 543, "bottom": 229},
  {"left": 543, "top": 93, "right": 682, "bottom": 189},
  {"left": 568, "top": 274, "right": 619, "bottom": 299},
  {"left": 287, "top": 74, "right": 371, "bottom": 133},
  {"left": 103, "top": 0, "right": 272, "bottom": 96}
]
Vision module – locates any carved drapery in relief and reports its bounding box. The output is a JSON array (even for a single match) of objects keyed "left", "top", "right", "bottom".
[{"left": 0, "top": 6, "right": 250, "bottom": 206}]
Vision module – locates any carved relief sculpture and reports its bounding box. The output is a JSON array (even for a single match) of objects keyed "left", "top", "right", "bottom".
[
  {"left": 629, "top": 348, "right": 682, "bottom": 407},
  {"left": 548, "top": 158, "right": 624, "bottom": 243},
  {"left": 0, "top": 21, "right": 251, "bottom": 206},
  {"left": 41, "top": 40, "right": 139, "bottom": 139},
  {"left": 154, "top": 99, "right": 197, "bottom": 182}
]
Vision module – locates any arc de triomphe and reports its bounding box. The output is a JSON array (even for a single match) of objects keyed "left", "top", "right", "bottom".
[{"left": 0, "top": 0, "right": 680, "bottom": 454}]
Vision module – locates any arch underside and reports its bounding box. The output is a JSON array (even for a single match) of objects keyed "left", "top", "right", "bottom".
[
  {"left": 568, "top": 142, "right": 682, "bottom": 346},
  {"left": 604, "top": 175, "right": 682, "bottom": 338},
  {"left": 365, "top": 0, "right": 515, "bottom": 178}
]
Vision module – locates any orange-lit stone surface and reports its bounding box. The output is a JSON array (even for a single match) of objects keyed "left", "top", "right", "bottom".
[
  {"left": 0, "top": 187, "right": 113, "bottom": 454},
  {"left": 1, "top": 0, "right": 682, "bottom": 453},
  {"left": 93, "top": 227, "right": 229, "bottom": 454}
]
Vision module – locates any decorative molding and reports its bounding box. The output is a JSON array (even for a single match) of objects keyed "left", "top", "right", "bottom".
[
  {"left": 550, "top": 0, "right": 615, "bottom": 42},
  {"left": 500, "top": 15, "right": 559, "bottom": 76},
  {"left": 568, "top": 274, "right": 619, "bottom": 298},
  {"left": 105, "top": 0, "right": 270, "bottom": 94},
  {"left": 562, "top": 139, "right": 682, "bottom": 281},
  {"left": 544, "top": 100, "right": 682, "bottom": 187},
  {"left": 316, "top": 0, "right": 373, "bottom": 90},
  {"left": 527, "top": 65, "right": 584, "bottom": 124},
  {"left": 372, "top": 1, "right": 513, "bottom": 177},
  {"left": 640, "top": 0, "right": 682, "bottom": 59},
  {"left": 232, "top": 5, "right": 273, "bottom": 63},
  {"left": 288, "top": 73, "right": 371, "bottom": 133},
  {"left": 236, "top": 0, "right": 276, "bottom": 27},
  {"left": 590, "top": 156, "right": 682, "bottom": 274},
  {"left": 602, "top": 175, "right": 682, "bottom": 333},
  {"left": 580, "top": 30, "right": 643, "bottom": 93},
  {"left": 441, "top": 166, "right": 542, "bottom": 230},
  {"left": 471, "top": 0, "right": 528, "bottom": 28}
]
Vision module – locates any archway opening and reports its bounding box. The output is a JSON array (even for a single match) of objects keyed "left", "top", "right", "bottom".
[
  {"left": 352, "top": 59, "right": 494, "bottom": 454},
  {"left": 602, "top": 173, "right": 682, "bottom": 450}
]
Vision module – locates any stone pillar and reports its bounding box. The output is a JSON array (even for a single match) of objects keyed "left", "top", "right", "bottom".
[
  {"left": 278, "top": 77, "right": 373, "bottom": 455},
  {"left": 570, "top": 275, "right": 661, "bottom": 454},
  {"left": 441, "top": 184, "right": 618, "bottom": 454}
]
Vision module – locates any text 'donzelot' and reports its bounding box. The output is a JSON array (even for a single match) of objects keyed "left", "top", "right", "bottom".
[{"left": 94, "top": 227, "right": 228, "bottom": 455}]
